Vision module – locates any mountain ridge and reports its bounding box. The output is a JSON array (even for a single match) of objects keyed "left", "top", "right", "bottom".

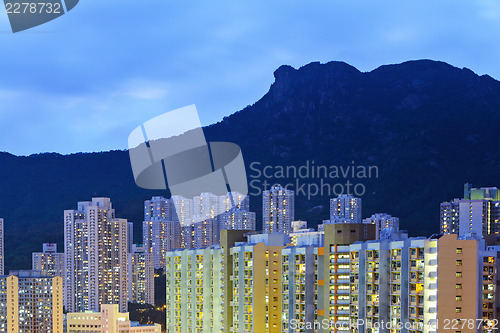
[{"left": 1, "top": 59, "right": 500, "bottom": 271}]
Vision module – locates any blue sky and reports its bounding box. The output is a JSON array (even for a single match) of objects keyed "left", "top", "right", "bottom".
[{"left": 1, "top": 0, "right": 500, "bottom": 155}]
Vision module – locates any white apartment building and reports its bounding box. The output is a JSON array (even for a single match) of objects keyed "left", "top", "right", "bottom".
[
  {"left": 263, "top": 185, "right": 295, "bottom": 234},
  {"left": 64, "top": 198, "right": 129, "bottom": 312},
  {"left": 218, "top": 192, "right": 250, "bottom": 212},
  {"left": 143, "top": 219, "right": 181, "bottom": 269},
  {"left": 193, "top": 192, "right": 219, "bottom": 223},
  {"left": 219, "top": 208, "right": 256, "bottom": 231},
  {"left": 441, "top": 184, "right": 500, "bottom": 237},
  {"left": 330, "top": 194, "right": 362, "bottom": 224},
  {"left": 171, "top": 195, "right": 193, "bottom": 226},
  {"left": 128, "top": 244, "right": 155, "bottom": 305},
  {"left": 32, "top": 242, "right": 65, "bottom": 278},
  {"left": 144, "top": 196, "right": 175, "bottom": 221}
]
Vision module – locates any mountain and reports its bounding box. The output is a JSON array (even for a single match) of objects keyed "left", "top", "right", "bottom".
[{"left": 1, "top": 59, "right": 500, "bottom": 271}]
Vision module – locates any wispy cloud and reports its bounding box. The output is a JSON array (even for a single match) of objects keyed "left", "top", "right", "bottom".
[{"left": 116, "top": 79, "right": 169, "bottom": 100}]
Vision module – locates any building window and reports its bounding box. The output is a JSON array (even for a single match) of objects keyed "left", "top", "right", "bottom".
[
  {"left": 456, "top": 248, "right": 463, "bottom": 254},
  {"left": 456, "top": 284, "right": 462, "bottom": 289},
  {"left": 456, "top": 296, "right": 462, "bottom": 301},
  {"left": 456, "top": 260, "right": 462, "bottom": 266},
  {"left": 456, "top": 307, "right": 462, "bottom": 313},
  {"left": 456, "top": 272, "right": 462, "bottom": 278}
]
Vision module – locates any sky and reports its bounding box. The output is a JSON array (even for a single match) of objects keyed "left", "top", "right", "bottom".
[{"left": 1, "top": 0, "right": 500, "bottom": 156}]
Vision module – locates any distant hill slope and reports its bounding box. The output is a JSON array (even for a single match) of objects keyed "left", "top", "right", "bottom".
[{"left": 1, "top": 59, "right": 500, "bottom": 270}]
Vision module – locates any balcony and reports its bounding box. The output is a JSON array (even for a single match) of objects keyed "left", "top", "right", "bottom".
[
  {"left": 335, "top": 289, "right": 349, "bottom": 295},
  {"left": 335, "top": 299, "right": 350, "bottom": 305}
]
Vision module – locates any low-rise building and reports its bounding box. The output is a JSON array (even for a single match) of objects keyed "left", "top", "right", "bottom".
[
  {"left": 32, "top": 243, "right": 65, "bottom": 278},
  {"left": 67, "top": 304, "right": 161, "bottom": 333}
]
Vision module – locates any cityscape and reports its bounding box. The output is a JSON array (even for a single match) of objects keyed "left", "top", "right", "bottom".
[
  {"left": 1, "top": 0, "right": 500, "bottom": 332},
  {"left": 0, "top": 183, "right": 498, "bottom": 332}
]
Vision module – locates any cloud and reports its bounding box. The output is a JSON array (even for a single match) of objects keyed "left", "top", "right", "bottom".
[{"left": 116, "top": 80, "right": 170, "bottom": 100}]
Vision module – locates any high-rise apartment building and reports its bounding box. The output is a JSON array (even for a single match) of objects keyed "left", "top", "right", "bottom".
[
  {"left": 263, "top": 185, "right": 295, "bottom": 234},
  {"left": 441, "top": 184, "right": 500, "bottom": 238},
  {"left": 165, "top": 246, "right": 224, "bottom": 332},
  {"left": 218, "top": 192, "right": 250, "bottom": 212},
  {"left": 440, "top": 199, "right": 460, "bottom": 234},
  {"left": 145, "top": 196, "right": 175, "bottom": 221},
  {"left": 0, "top": 271, "right": 63, "bottom": 333},
  {"left": 171, "top": 195, "right": 193, "bottom": 226},
  {"left": 15, "top": 271, "right": 64, "bottom": 333},
  {"left": 144, "top": 196, "right": 193, "bottom": 256},
  {"left": 66, "top": 304, "right": 161, "bottom": 333},
  {"left": 143, "top": 219, "right": 181, "bottom": 269},
  {"left": 330, "top": 194, "right": 362, "bottom": 224},
  {"left": 128, "top": 244, "right": 154, "bottom": 305},
  {"left": 0, "top": 218, "right": 4, "bottom": 275},
  {"left": 180, "top": 224, "right": 195, "bottom": 249},
  {"left": 219, "top": 209, "right": 256, "bottom": 231},
  {"left": 281, "top": 234, "right": 323, "bottom": 332},
  {"left": 128, "top": 221, "right": 134, "bottom": 253},
  {"left": 231, "top": 233, "right": 288, "bottom": 332},
  {"left": 64, "top": 198, "right": 129, "bottom": 313},
  {"left": 193, "top": 192, "right": 219, "bottom": 222},
  {"left": 143, "top": 195, "right": 182, "bottom": 269},
  {"left": 193, "top": 217, "right": 219, "bottom": 248},
  {"left": 486, "top": 245, "right": 500, "bottom": 322},
  {"left": 32, "top": 243, "right": 65, "bottom": 278},
  {"left": 318, "top": 223, "right": 377, "bottom": 333},
  {"left": 363, "top": 213, "right": 400, "bottom": 240}
]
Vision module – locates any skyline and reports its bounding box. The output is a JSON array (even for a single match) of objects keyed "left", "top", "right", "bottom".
[
  {"left": 0, "top": 1, "right": 500, "bottom": 155},
  {"left": 0, "top": 2, "right": 498, "bottom": 330},
  {"left": 0, "top": 183, "right": 498, "bottom": 330}
]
